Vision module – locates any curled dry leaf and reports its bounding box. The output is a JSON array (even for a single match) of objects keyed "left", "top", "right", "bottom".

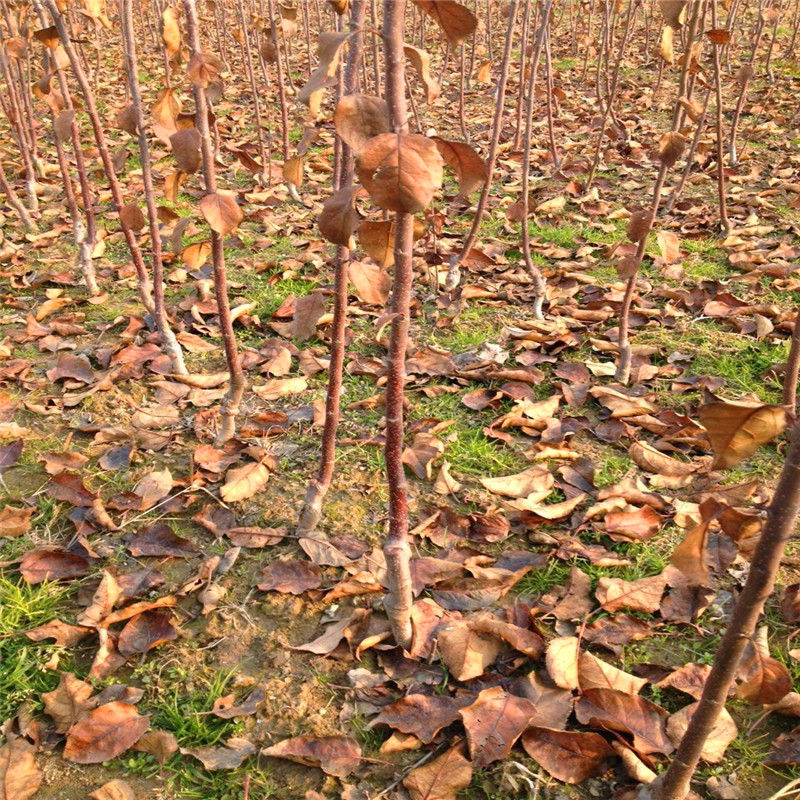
[
  {"left": 63, "top": 702, "right": 150, "bottom": 764},
  {"left": 0, "top": 738, "right": 42, "bottom": 800},
  {"left": 182, "top": 737, "right": 256, "bottom": 770},
  {"left": 200, "top": 190, "right": 243, "bottom": 235},
  {"left": 355, "top": 133, "right": 444, "bottom": 214},
  {"left": 333, "top": 94, "right": 390, "bottom": 154},
  {"left": 318, "top": 185, "right": 359, "bottom": 247},
  {"left": 87, "top": 779, "right": 135, "bottom": 800},
  {"left": 698, "top": 393, "right": 786, "bottom": 470},
  {"left": 522, "top": 727, "right": 617, "bottom": 784},
  {"left": 546, "top": 636, "right": 580, "bottom": 690},
  {"left": 666, "top": 702, "right": 737, "bottom": 763},
  {"left": 413, "top": 0, "right": 478, "bottom": 46},
  {"left": 261, "top": 736, "right": 361, "bottom": 778},
  {"left": 437, "top": 620, "right": 502, "bottom": 681},
  {"left": 403, "top": 743, "right": 473, "bottom": 800},
  {"left": 459, "top": 687, "right": 535, "bottom": 768},
  {"left": 219, "top": 460, "right": 271, "bottom": 503}
]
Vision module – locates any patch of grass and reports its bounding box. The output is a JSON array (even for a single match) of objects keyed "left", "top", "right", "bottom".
[
  {"left": 429, "top": 307, "right": 506, "bottom": 352},
  {"left": 350, "top": 712, "right": 389, "bottom": 753},
  {"left": 515, "top": 560, "right": 573, "bottom": 597},
  {"left": 445, "top": 426, "right": 529, "bottom": 476},
  {"left": 593, "top": 449, "right": 634, "bottom": 488},
  {"left": 0, "top": 577, "right": 75, "bottom": 718},
  {"left": 239, "top": 275, "right": 317, "bottom": 319},
  {"left": 636, "top": 321, "right": 786, "bottom": 402},
  {"left": 139, "top": 664, "right": 243, "bottom": 747}
]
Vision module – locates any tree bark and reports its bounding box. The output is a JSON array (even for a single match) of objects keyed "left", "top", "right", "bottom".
[
  {"left": 182, "top": 0, "right": 246, "bottom": 444},
  {"left": 381, "top": 0, "right": 414, "bottom": 651},
  {"left": 640, "top": 425, "right": 800, "bottom": 800},
  {"left": 120, "top": 0, "right": 187, "bottom": 376}
]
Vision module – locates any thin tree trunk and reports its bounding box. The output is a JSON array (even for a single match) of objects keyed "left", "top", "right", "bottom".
[
  {"left": 710, "top": 0, "right": 731, "bottom": 234},
  {"left": 640, "top": 425, "right": 800, "bottom": 800},
  {"left": 182, "top": 0, "right": 246, "bottom": 444},
  {"left": 381, "top": 0, "right": 414, "bottom": 651},
  {"left": 120, "top": 0, "right": 187, "bottom": 375},
  {"left": 446, "top": 0, "right": 517, "bottom": 285},
  {"left": 0, "top": 159, "right": 34, "bottom": 230},
  {"left": 43, "top": 0, "right": 155, "bottom": 314},
  {"left": 520, "top": 0, "right": 553, "bottom": 320},
  {"left": 296, "top": 0, "right": 365, "bottom": 537}
]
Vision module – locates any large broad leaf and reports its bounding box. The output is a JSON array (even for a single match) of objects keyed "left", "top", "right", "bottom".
[
  {"left": 546, "top": 636, "right": 580, "bottom": 690},
  {"left": 298, "top": 31, "right": 352, "bottom": 116},
  {"left": 42, "top": 673, "right": 95, "bottom": 733},
  {"left": 698, "top": 392, "right": 786, "bottom": 470},
  {"left": 459, "top": 687, "right": 535, "bottom": 768},
  {"left": 182, "top": 737, "right": 256, "bottom": 770},
  {"left": 261, "top": 736, "right": 360, "bottom": 778},
  {"left": 0, "top": 738, "right": 42, "bottom": 800},
  {"left": 355, "top": 133, "right": 443, "bottom": 214},
  {"left": 659, "top": 0, "right": 689, "bottom": 29},
  {"left": 737, "top": 627, "right": 792, "bottom": 705},
  {"left": 666, "top": 703, "right": 736, "bottom": 763},
  {"left": 318, "top": 186, "right": 359, "bottom": 247},
  {"left": 220, "top": 461, "right": 271, "bottom": 503},
  {"left": 87, "top": 779, "right": 136, "bottom": 800},
  {"left": 63, "top": 702, "right": 150, "bottom": 764},
  {"left": 404, "top": 44, "right": 440, "bottom": 103},
  {"left": 433, "top": 138, "right": 487, "bottom": 196},
  {"left": 576, "top": 688, "right": 673, "bottom": 756},
  {"left": 170, "top": 128, "right": 202, "bottom": 174},
  {"left": 437, "top": 620, "right": 501, "bottom": 680},
  {"left": 403, "top": 743, "right": 473, "bottom": 800},
  {"left": 333, "top": 95, "right": 390, "bottom": 154},
  {"left": 161, "top": 7, "right": 181, "bottom": 56},
  {"left": 370, "top": 695, "right": 465, "bottom": 744},
  {"left": 412, "top": 0, "right": 478, "bottom": 46},
  {"left": 187, "top": 52, "right": 223, "bottom": 88},
  {"left": 200, "top": 191, "right": 243, "bottom": 235},
  {"left": 522, "top": 727, "right": 617, "bottom": 784}
]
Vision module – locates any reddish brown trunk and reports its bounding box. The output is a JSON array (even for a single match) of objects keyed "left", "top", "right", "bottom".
[
  {"left": 381, "top": 0, "right": 414, "bottom": 650},
  {"left": 641, "top": 427, "right": 800, "bottom": 799},
  {"left": 182, "top": 0, "right": 246, "bottom": 444}
]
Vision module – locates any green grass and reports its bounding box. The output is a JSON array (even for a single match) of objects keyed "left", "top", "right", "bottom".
[
  {"left": 0, "top": 577, "right": 75, "bottom": 718},
  {"left": 124, "top": 662, "right": 278, "bottom": 799},
  {"left": 635, "top": 321, "right": 786, "bottom": 401},
  {"left": 139, "top": 664, "right": 243, "bottom": 747}
]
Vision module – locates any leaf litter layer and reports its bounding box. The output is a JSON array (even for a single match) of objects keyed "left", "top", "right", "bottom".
[{"left": 1, "top": 1, "right": 800, "bottom": 800}]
